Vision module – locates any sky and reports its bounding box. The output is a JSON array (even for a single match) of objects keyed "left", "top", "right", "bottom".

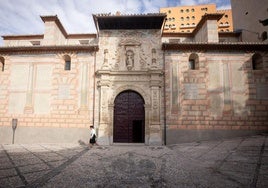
[{"left": 0, "top": 0, "right": 231, "bottom": 44}]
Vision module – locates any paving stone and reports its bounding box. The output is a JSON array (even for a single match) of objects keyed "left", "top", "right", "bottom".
[
  {"left": 0, "top": 168, "right": 17, "bottom": 178},
  {"left": 0, "top": 135, "right": 267, "bottom": 187},
  {"left": 19, "top": 163, "right": 51, "bottom": 173},
  {"left": 0, "top": 158, "right": 13, "bottom": 169},
  {"left": 0, "top": 176, "right": 25, "bottom": 188},
  {"left": 219, "top": 161, "right": 257, "bottom": 173},
  {"left": 24, "top": 170, "right": 51, "bottom": 183}
]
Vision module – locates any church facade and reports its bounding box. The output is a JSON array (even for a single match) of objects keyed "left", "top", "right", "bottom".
[{"left": 0, "top": 13, "right": 267, "bottom": 145}]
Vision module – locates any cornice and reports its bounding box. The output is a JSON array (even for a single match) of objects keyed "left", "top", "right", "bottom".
[
  {"left": 0, "top": 45, "right": 99, "bottom": 55},
  {"left": 162, "top": 42, "right": 268, "bottom": 51},
  {"left": 2, "top": 34, "right": 44, "bottom": 40}
]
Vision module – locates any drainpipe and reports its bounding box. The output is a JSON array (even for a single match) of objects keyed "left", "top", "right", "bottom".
[{"left": 163, "top": 46, "right": 167, "bottom": 145}]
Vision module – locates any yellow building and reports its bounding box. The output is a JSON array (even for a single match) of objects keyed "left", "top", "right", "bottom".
[{"left": 160, "top": 4, "right": 233, "bottom": 33}]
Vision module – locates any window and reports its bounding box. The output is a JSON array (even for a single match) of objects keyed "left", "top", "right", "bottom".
[
  {"left": 181, "top": 17, "right": 184, "bottom": 21},
  {"left": 169, "top": 39, "right": 180, "bottom": 43},
  {"left": 0, "top": 56, "right": 4, "bottom": 72},
  {"left": 180, "top": 9, "right": 183, "bottom": 13},
  {"left": 226, "top": 29, "right": 229, "bottom": 32},
  {"left": 30, "top": 41, "right": 40, "bottom": 45},
  {"left": 168, "top": 10, "right": 171, "bottom": 13},
  {"left": 64, "top": 55, "right": 71, "bottom": 71},
  {"left": 168, "top": 18, "right": 172, "bottom": 21},
  {"left": 187, "top": 30, "right": 190, "bottom": 32},
  {"left": 172, "top": 17, "right": 175, "bottom": 21},
  {"left": 186, "top": 9, "right": 189, "bottom": 12},
  {"left": 181, "top": 23, "right": 184, "bottom": 26},
  {"left": 186, "top": 16, "right": 190, "bottom": 21},
  {"left": 252, "top": 53, "right": 263, "bottom": 70},
  {"left": 261, "top": 31, "right": 267, "bottom": 41},
  {"left": 220, "top": 22, "right": 223, "bottom": 25},
  {"left": 224, "top": 14, "right": 228, "bottom": 18},
  {"left": 189, "top": 53, "right": 199, "bottom": 70},
  {"left": 191, "top": 8, "right": 195, "bottom": 12},
  {"left": 225, "top": 22, "right": 229, "bottom": 25},
  {"left": 201, "top": 7, "right": 208, "bottom": 11},
  {"left": 192, "top": 16, "right": 195, "bottom": 20},
  {"left": 79, "top": 40, "right": 89, "bottom": 45},
  {"left": 192, "top": 23, "right": 195, "bottom": 26}
]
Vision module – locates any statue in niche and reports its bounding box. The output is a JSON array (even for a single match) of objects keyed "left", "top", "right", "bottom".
[
  {"left": 126, "top": 50, "right": 134, "bottom": 70},
  {"left": 151, "top": 48, "right": 157, "bottom": 68},
  {"left": 102, "top": 49, "right": 109, "bottom": 69}
]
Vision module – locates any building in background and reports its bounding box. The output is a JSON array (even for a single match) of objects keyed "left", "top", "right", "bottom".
[
  {"left": 231, "top": 0, "right": 268, "bottom": 42},
  {"left": 160, "top": 4, "right": 233, "bottom": 33},
  {"left": 0, "top": 3, "right": 267, "bottom": 145}
]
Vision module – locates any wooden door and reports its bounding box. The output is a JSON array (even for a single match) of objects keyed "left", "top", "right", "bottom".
[{"left": 113, "top": 90, "right": 145, "bottom": 143}]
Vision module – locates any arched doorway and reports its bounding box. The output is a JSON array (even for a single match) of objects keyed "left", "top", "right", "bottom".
[{"left": 113, "top": 90, "right": 145, "bottom": 143}]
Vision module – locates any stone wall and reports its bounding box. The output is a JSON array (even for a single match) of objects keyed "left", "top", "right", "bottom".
[
  {"left": 0, "top": 52, "right": 96, "bottom": 143},
  {"left": 165, "top": 51, "right": 268, "bottom": 143}
]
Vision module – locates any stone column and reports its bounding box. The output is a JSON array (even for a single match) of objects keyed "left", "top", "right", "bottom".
[
  {"left": 144, "top": 104, "right": 151, "bottom": 145},
  {"left": 24, "top": 63, "right": 34, "bottom": 113},
  {"left": 97, "top": 78, "right": 110, "bottom": 145},
  {"left": 223, "top": 61, "right": 232, "bottom": 113},
  {"left": 149, "top": 71, "right": 162, "bottom": 145},
  {"left": 79, "top": 61, "right": 88, "bottom": 113}
]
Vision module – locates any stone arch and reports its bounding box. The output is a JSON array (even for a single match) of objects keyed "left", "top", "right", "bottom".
[
  {"left": 63, "top": 54, "right": 71, "bottom": 70},
  {"left": 189, "top": 53, "right": 199, "bottom": 70},
  {"left": 109, "top": 85, "right": 150, "bottom": 144},
  {"left": 109, "top": 85, "right": 150, "bottom": 106}
]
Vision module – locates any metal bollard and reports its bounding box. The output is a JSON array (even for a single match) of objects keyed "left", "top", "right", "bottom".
[{"left": 11, "top": 119, "right": 17, "bottom": 144}]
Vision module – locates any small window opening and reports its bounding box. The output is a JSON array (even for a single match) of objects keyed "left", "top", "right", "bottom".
[
  {"left": 189, "top": 53, "right": 199, "bottom": 70},
  {"left": 64, "top": 55, "right": 71, "bottom": 71},
  {"left": 252, "top": 53, "right": 263, "bottom": 70},
  {"left": 261, "top": 31, "right": 267, "bottom": 41},
  {"left": 0, "top": 57, "right": 5, "bottom": 72}
]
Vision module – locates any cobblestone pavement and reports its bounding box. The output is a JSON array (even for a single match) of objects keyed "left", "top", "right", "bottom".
[{"left": 0, "top": 134, "right": 267, "bottom": 188}]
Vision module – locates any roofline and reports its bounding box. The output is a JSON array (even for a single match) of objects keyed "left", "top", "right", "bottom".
[
  {"left": 162, "top": 42, "right": 268, "bottom": 51},
  {"left": 40, "top": 15, "right": 68, "bottom": 37},
  {"left": 67, "top": 33, "right": 97, "bottom": 39},
  {"left": 93, "top": 13, "right": 166, "bottom": 32},
  {"left": 93, "top": 13, "right": 166, "bottom": 18},
  {"left": 2, "top": 34, "right": 44, "bottom": 40},
  {"left": 2, "top": 33, "right": 97, "bottom": 40},
  {"left": 0, "top": 45, "right": 99, "bottom": 54},
  {"left": 160, "top": 3, "right": 216, "bottom": 10},
  {"left": 192, "top": 13, "right": 224, "bottom": 35}
]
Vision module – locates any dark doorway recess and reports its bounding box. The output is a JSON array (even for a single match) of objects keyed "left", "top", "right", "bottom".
[{"left": 113, "top": 90, "right": 145, "bottom": 143}]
